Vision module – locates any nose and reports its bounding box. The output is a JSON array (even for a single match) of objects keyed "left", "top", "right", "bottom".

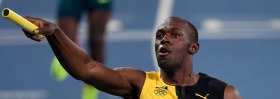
[{"left": 160, "top": 35, "right": 170, "bottom": 44}]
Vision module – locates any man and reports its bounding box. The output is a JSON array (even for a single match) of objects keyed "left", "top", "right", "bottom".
[{"left": 24, "top": 16, "right": 241, "bottom": 99}]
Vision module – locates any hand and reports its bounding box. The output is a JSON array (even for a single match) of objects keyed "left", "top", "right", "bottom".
[{"left": 23, "top": 16, "right": 59, "bottom": 41}]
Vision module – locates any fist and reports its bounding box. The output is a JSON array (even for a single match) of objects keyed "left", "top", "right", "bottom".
[{"left": 23, "top": 16, "right": 59, "bottom": 41}]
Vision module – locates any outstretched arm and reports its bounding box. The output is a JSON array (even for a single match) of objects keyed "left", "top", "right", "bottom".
[{"left": 23, "top": 16, "right": 145, "bottom": 97}]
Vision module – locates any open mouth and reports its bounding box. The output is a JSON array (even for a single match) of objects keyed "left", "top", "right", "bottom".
[{"left": 158, "top": 47, "right": 170, "bottom": 56}]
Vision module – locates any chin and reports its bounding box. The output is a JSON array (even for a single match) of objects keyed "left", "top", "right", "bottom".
[{"left": 158, "top": 61, "right": 175, "bottom": 70}]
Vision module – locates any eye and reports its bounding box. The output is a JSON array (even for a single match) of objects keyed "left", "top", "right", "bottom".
[
  {"left": 156, "top": 33, "right": 164, "bottom": 39},
  {"left": 172, "top": 33, "right": 180, "bottom": 38}
]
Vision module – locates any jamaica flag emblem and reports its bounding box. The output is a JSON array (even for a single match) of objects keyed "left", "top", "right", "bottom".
[{"left": 154, "top": 86, "right": 168, "bottom": 97}]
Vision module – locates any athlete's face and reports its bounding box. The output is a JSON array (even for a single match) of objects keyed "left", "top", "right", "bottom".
[{"left": 154, "top": 18, "right": 193, "bottom": 69}]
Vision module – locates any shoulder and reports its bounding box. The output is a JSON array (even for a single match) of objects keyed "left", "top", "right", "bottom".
[
  {"left": 199, "top": 73, "right": 242, "bottom": 99},
  {"left": 114, "top": 67, "right": 150, "bottom": 98},
  {"left": 114, "top": 67, "right": 146, "bottom": 81},
  {"left": 224, "top": 85, "right": 242, "bottom": 99},
  {"left": 114, "top": 67, "right": 146, "bottom": 87},
  {"left": 198, "top": 73, "right": 227, "bottom": 88}
]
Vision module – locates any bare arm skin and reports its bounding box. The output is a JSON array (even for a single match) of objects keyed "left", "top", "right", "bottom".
[
  {"left": 24, "top": 16, "right": 146, "bottom": 98},
  {"left": 224, "top": 85, "right": 242, "bottom": 99}
]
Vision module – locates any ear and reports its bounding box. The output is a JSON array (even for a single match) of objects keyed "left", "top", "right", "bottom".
[{"left": 188, "top": 43, "right": 199, "bottom": 54}]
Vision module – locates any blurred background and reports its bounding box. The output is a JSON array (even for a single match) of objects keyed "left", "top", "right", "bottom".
[{"left": 0, "top": 0, "right": 280, "bottom": 99}]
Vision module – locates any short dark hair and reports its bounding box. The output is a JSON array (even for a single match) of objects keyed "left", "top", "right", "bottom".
[{"left": 166, "top": 17, "right": 198, "bottom": 43}]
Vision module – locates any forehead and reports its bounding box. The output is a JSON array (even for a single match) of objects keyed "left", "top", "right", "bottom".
[{"left": 157, "top": 18, "right": 189, "bottom": 32}]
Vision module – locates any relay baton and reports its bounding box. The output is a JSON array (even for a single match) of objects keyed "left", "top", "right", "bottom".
[{"left": 2, "top": 8, "right": 44, "bottom": 37}]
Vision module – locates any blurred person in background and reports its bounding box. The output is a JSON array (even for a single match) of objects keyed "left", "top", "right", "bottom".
[{"left": 53, "top": 0, "right": 113, "bottom": 99}]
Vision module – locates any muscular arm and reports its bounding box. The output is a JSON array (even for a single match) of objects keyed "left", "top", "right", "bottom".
[
  {"left": 24, "top": 16, "right": 146, "bottom": 97},
  {"left": 224, "top": 85, "right": 242, "bottom": 99}
]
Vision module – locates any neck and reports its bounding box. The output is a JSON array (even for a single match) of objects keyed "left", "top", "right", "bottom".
[{"left": 160, "top": 58, "right": 198, "bottom": 86}]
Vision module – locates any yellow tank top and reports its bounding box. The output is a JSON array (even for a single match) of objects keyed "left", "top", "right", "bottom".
[
  {"left": 140, "top": 72, "right": 228, "bottom": 99},
  {"left": 140, "top": 71, "right": 177, "bottom": 99}
]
